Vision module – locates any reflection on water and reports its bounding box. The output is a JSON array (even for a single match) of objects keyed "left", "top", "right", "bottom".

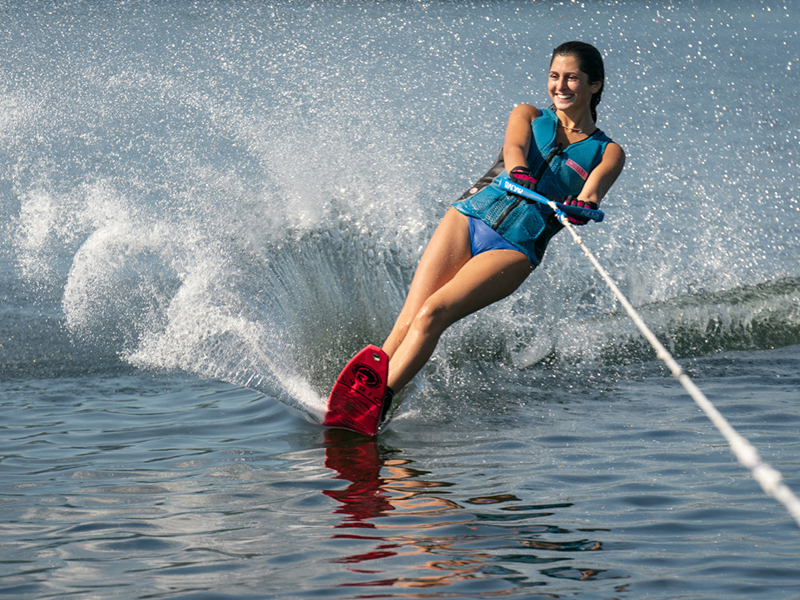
[
  {"left": 323, "top": 429, "right": 396, "bottom": 526},
  {"left": 321, "top": 429, "right": 625, "bottom": 594}
]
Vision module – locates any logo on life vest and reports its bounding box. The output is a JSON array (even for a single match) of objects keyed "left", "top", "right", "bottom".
[
  {"left": 565, "top": 159, "right": 588, "bottom": 180},
  {"left": 353, "top": 364, "right": 382, "bottom": 388}
]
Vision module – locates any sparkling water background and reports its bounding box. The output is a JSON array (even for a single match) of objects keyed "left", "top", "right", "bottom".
[{"left": 1, "top": 1, "right": 799, "bottom": 598}]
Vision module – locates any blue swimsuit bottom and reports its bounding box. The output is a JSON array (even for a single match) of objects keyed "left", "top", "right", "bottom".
[{"left": 467, "top": 216, "right": 520, "bottom": 257}]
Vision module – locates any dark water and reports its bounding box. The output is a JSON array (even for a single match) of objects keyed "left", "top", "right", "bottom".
[{"left": 2, "top": 1, "right": 800, "bottom": 598}]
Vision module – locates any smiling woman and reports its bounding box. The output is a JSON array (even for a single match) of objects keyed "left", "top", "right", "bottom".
[{"left": 328, "top": 41, "right": 627, "bottom": 434}]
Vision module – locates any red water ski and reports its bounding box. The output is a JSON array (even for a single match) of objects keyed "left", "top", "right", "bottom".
[{"left": 323, "top": 345, "right": 389, "bottom": 436}]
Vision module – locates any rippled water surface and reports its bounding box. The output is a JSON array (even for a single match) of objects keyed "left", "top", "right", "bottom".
[
  {"left": 3, "top": 349, "right": 800, "bottom": 598},
  {"left": 2, "top": 0, "right": 800, "bottom": 598}
]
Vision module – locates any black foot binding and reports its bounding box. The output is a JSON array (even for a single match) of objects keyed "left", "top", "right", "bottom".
[{"left": 380, "top": 386, "right": 395, "bottom": 423}]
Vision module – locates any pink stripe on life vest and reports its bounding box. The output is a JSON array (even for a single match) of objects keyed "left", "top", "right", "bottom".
[{"left": 566, "top": 159, "right": 588, "bottom": 180}]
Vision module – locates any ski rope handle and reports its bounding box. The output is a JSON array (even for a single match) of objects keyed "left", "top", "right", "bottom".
[{"left": 498, "top": 177, "right": 605, "bottom": 223}]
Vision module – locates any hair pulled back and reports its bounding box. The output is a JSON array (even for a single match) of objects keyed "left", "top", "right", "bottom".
[{"left": 551, "top": 41, "right": 605, "bottom": 123}]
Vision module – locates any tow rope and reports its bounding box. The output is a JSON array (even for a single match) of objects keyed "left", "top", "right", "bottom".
[{"left": 549, "top": 201, "right": 800, "bottom": 528}]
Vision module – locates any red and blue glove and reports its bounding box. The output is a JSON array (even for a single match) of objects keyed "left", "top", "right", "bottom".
[
  {"left": 509, "top": 166, "right": 537, "bottom": 190},
  {"left": 562, "top": 197, "right": 599, "bottom": 226}
]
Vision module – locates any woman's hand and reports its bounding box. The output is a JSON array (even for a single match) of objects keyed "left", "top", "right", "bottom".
[
  {"left": 562, "top": 198, "right": 599, "bottom": 225},
  {"left": 509, "top": 166, "right": 537, "bottom": 190}
]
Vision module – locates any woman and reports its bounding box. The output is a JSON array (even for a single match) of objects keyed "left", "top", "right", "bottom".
[{"left": 380, "top": 41, "right": 625, "bottom": 412}]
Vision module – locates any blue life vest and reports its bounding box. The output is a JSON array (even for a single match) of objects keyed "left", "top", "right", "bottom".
[
  {"left": 453, "top": 107, "right": 613, "bottom": 265},
  {"left": 527, "top": 107, "right": 613, "bottom": 198}
]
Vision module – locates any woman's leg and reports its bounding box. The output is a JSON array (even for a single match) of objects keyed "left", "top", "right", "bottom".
[
  {"left": 385, "top": 245, "right": 533, "bottom": 392},
  {"left": 382, "top": 207, "right": 474, "bottom": 358}
]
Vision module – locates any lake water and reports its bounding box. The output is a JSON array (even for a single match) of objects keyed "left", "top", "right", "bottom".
[{"left": 1, "top": 1, "right": 799, "bottom": 598}]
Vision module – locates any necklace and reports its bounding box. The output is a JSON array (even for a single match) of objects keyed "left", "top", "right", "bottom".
[
  {"left": 555, "top": 110, "right": 596, "bottom": 134},
  {"left": 557, "top": 120, "right": 596, "bottom": 134}
]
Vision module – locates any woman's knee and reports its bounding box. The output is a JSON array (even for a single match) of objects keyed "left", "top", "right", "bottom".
[{"left": 411, "top": 299, "right": 455, "bottom": 338}]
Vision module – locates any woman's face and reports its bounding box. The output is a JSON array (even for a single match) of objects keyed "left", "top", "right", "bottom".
[{"left": 548, "top": 54, "right": 602, "bottom": 114}]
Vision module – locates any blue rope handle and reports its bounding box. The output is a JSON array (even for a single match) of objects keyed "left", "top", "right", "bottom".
[{"left": 498, "top": 177, "right": 605, "bottom": 223}]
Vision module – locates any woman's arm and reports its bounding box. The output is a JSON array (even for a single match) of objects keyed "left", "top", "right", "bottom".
[
  {"left": 502, "top": 104, "right": 539, "bottom": 172},
  {"left": 578, "top": 142, "right": 626, "bottom": 206}
]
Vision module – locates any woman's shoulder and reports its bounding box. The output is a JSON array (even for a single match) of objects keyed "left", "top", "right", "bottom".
[
  {"left": 509, "top": 103, "right": 540, "bottom": 121},
  {"left": 599, "top": 140, "right": 626, "bottom": 171},
  {"left": 594, "top": 128, "right": 624, "bottom": 155},
  {"left": 593, "top": 128, "right": 623, "bottom": 154}
]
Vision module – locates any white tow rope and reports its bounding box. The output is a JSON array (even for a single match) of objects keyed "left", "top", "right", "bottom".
[{"left": 551, "top": 203, "right": 800, "bottom": 528}]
